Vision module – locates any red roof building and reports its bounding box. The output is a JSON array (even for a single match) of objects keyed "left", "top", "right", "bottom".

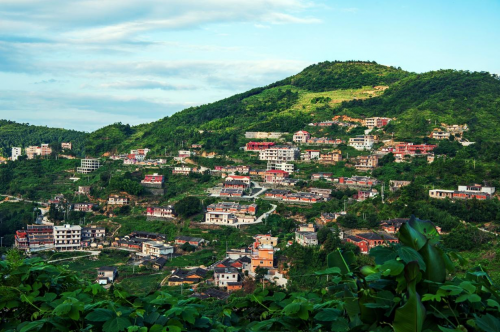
[{"left": 246, "top": 142, "right": 276, "bottom": 151}]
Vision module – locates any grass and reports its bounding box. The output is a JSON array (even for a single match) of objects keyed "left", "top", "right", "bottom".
[
  {"left": 119, "top": 272, "right": 167, "bottom": 296},
  {"left": 164, "top": 249, "right": 216, "bottom": 268},
  {"left": 458, "top": 248, "right": 500, "bottom": 284}
]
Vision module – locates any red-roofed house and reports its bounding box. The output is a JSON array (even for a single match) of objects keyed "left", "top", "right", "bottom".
[
  {"left": 246, "top": 142, "right": 276, "bottom": 151},
  {"left": 265, "top": 170, "right": 290, "bottom": 184},
  {"left": 293, "top": 131, "right": 310, "bottom": 143}
]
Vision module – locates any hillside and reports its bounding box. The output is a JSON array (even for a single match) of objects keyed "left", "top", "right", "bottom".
[
  {"left": 0, "top": 120, "right": 86, "bottom": 157},
  {"left": 83, "top": 61, "right": 500, "bottom": 156}
]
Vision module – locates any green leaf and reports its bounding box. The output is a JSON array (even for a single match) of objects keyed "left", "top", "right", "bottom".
[
  {"left": 369, "top": 246, "right": 398, "bottom": 265},
  {"left": 315, "top": 267, "right": 341, "bottom": 275},
  {"left": 314, "top": 308, "right": 341, "bottom": 321},
  {"left": 398, "top": 247, "right": 427, "bottom": 272},
  {"left": 393, "top": 262, "right": 426, "bottom": 332},
  {"left": 86, "top": 309, "right": 115, "bottom": 322},
  {"left": 407, "top": 215, "right": 440, "bottom": 239},
  {"left": 327, "top": 249, "right": 350, "bottom": 274},
  {"left": 53, "top": 303, "right": 72, "bottom": 316},
  {"left": 440, "top": 285, "right": 463, "bottom": 296},
  {"left": 103, "top": 316, "right": 132, "bottom": 332},
  {"left": 297, "top": 305, "right": 310, "bottom": 320},
  {"left": 438, "top": 326, "right": 462, "bottom": 332},
  {"left": 398, "top": 222, "right": 428, "bottom": 251},
  {"left": 19, "top": 319, "right": 48, "bottom": 332},
  {"left": 487, "top": 299, "right": 500, "bottom": 310},
  {"left": 165, "top": 326, "right": 181, "bottom": 332},
  {"left": 475, "top": 314, "right": 500, "bottom": 332},
  {"left": 419, "top": 242, "right": 446, "bottom": 283},
  {"left": 283, "top": 302, "right": 301, "bottom": 315},
  {"left": 381, "top": 259, "right": 405, "bottom": 276},
  {"left": 459, "top": 281, "right": 476, "bottom": 294}
]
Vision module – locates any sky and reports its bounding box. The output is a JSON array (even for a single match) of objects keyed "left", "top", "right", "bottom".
[{"left": 0, "top": 0, "right": 499, "bottom": 132}]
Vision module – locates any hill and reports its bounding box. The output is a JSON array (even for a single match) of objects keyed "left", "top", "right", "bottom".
[{"left": 0, "top": 120, "right": 86, "bottom": 157}]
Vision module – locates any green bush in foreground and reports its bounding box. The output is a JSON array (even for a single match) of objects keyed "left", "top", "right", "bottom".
[{"left": 1, "top": 216, "right": 499, "bottom": 331}]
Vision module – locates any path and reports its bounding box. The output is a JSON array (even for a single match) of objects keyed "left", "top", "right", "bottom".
[{"left": 47, "top": 250, "right": 100, "bottom": 263}]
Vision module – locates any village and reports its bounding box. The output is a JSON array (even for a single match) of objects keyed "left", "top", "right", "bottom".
[{"left": 6, "top": 115, "right": 496, "bottom": 297}]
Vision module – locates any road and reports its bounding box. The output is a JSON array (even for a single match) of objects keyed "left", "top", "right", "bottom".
[{"left": 47, "top": 250, "right": 100, "bottom": 263}]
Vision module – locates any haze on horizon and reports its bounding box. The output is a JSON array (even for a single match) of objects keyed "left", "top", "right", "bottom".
[{"left": 0, "top": 0, "right": 499, "bottom": 132}]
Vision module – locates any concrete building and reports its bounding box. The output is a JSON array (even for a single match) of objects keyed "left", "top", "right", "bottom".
[
  {"left": 355, "top": 155, "right": 379, "bottom": 171},
  {"left": 348, "top": 135, "right": 377, "bottom": 150},
  {"left": 205, "top": 212, "right": 255, "bottom": 226},
  {"left": 81, "top": 226, "right": 106, "bottom": 239},
  {"left": 73, "top": 203, "right": 96, "bottom": 212},
  {"left": 97, "top": 267, "right": 117, "bottom": 285},
  {"left": 142, "top": 241, "right": 174, "bottom": 258},
  {"left": 146, "top": 206, "right": 176, "bottom": 219},
  {"left": 295, "top": 224, "right": 318, "bottom": 246},
  {"left": 259, "top": 146, "right": 300, "bottom": 162},
  {"left": 11, "top": 147, "right": 22, "bottom": 161},
  {"left": 214, "top": 267, "right": 240, "bottom": 287},
  {"left": 78, "top": 186, "right": 91, "bottom": 195},
  {"left": 363, "top": 117, "right": 391, "bottom": 129},
  {"left": 245, "top": 132, "right": 286, "bottom": 139},
  {"left": 61, "top": 142, "right": 72, "bottom": 150},
  {"left": 293, "top": 131, "right": 310, "bottom": 143},
  {"left": 15, "top": 224, "right": 54, "bottom": 251},
  {"left": 429, "top": 185, "right": 495, "bottom": 201},
  {"left": 319, "top": 150, "right": 342, "bottom": 164},
  {"left": 108, "top": 196, "right": 129, "bottom": 205},
  {"left": 54, "top": 224, "right": 81, "bottom": 251},
  {"left": 77, "top": 159, "right": 101, "bottom": 174},
  {"left": 267, "top": 162, "right": 294, "bottom": 173}
]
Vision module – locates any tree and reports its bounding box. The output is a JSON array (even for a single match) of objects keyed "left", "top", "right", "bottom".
[
  {"left": 174, "top": 196, "right": 202, "bottom": 218},
  {"left": 181, "top": 242, "right": 195, "bottom": 252},
  {"left": 337, "top": 214, "right": 358, "bottom": 228},
  {"left": 254, "top": 266, "right": 268, "bottom": 282}
]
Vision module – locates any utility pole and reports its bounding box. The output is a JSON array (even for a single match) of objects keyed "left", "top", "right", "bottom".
[{"left": 381, "top": 183, "right": 385, "bottom": 204}]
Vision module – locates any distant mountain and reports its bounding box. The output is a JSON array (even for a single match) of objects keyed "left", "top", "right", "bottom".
[
  {"left": 0, "top": 120, "right": 86, "bottom": 157},
  {"left": 3, "top": 61, "right": 500, "bottom": 157}
]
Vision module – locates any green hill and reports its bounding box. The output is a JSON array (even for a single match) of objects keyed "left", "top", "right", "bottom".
[{"left": 0, "top": 120, "right": 86, "bottom": 157}]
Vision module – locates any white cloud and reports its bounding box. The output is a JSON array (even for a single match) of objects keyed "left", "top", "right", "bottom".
[{"left": 100, "top": 80, "right": 198, "bottom": 91}]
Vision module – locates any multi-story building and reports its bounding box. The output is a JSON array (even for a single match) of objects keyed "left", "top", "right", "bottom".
[
  {"left": 356, "top": 189, "right": 378, "bottom": 201},
  {"left": 355, "top": 155, "right": 379, "bottom": 171},
  {"left": 389, "top": 180, "right": 411, "bottom": 192},
  {"left": 259, "top": 146, "right": 300, "bottom": 162},
  {"left": 77, "top": 159, "right": 101, "bottom": 174},
  {"left": 73, "top": 203, "right": 96, "bottom": 212},
  {"left": 97, "top": 267, "right": 117, "bottom": 285},
  {"left": 293, "top": 131, "right": 310, "bottom": 143},
  {"left": 245, "top": 142, "right": 276, "bottom": 151},
  {"left": 207, "top": 202, "right": 257, "bottom": 215},
  {"left": 15, "top": 224, "right": 55, "bottom": 251},
  {"left": 178, "top": 150, "right": 194, "bottom": 158},
  {"left": 309, "top": 188, "right": 332, "bottom": 198},
  {"left": 254, "top": 234, "right": 278, "bottom": 246},
  {"left": 295, "top": 223, "right": 318, "bottom": 246},
  {"left": 108, "top": 195, "right": 129, "bottom": 205},
  {"left": 251, "top": 244, "right": 274, "bottom": 272},
  {"left": 307, "top": 137, "right": 344, "bottom": 145},
  {"left": 81, "top": 226, "right": 106, "bottom": 239},
  {"left": 78, "top": 186, "right": 91, "bottom": 195},
  {"left": 53, "top": 224, "right": 81, "bottom": 251},
  {"left": 266, "top": 162, "right": 294, "bottom": 174},
  {"left": 319, "top": 150, "right": 342, "bottom": 164},
  {"left": 311, "top": 172, "right": 333, "bottom": 181},
  {"left": 214, "top": 266, "right": 240, "bottom": 287},
  {"left": 25, "top": 144, "right": 52, "bottom": 159},
  {"left": 174, "top": 236, "right": 205, "bottom": 247},
  {"left": 220, "top": 188, "right": 244, "bottom": 197},
  {"left": 224, "top": 175, "right": 251, "bottom": 185},
  {"left": 61, "top": 142, "right": 72, "bottom": 150},
  {"left": 430, "top": 130, "right": 451, "bottom": 140},
  {"left": 146, "top": 206, "right": 176, "bottom": 219},
  {"left": 363, "top": 117, "right": 391, "bottom": 129},
  {"left": 142, "top": 241, "right": 174, "bottom": 258},
  {"left": 348, "top": 135, "right": 378, "bottom": 150},
  {"left": 301, "top": 149, "right": 321, "bottom": 161},
  {"left": 336, "top": 176, "right": 379, "bottom": 186},
  {"left": 205, "top": 212, "right": 255, "bottom": 226},
  {"left": 172, "top": 166, "right": 192, "bottom": 175},
  {"left": 264, "top": 170, "right": 290, "bottom": 184},
  {"left": 11, "top": 147, "right": 22, "bottom": 161}
]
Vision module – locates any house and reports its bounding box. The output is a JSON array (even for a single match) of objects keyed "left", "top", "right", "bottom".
[
  {"left": 246, "top": 142, "right": 276, "bottom": 151},
  {"left": 394, "top": 143, "right": 436, "bottom": 156},
  {"left": 307, "top": 137, "right": 344, "bottom": 145},
  {"left": 223, "top": 180, "right": 249, "bottom": 190},
  {"left": 251, "top": 245, "right": 275, "bottom": 272},
  {"left": 264, "top": 170, "right": 290, "bottom": 184},
  {"left": 346, "top": 232, "right": 399, "bottom": 254},
  {"left": 61, "top": 142, "right": 72, "bottom": 150},
  {"left": 53, "top": 224, "right": 81, "bottom": 251},
  {"left": 77, "top": 159, "right": 101, "bottom": 174},
  {"left": 108, "top": 195, "right": 129, "bottom": 205},
  {"left": 172, "top": 166, "right": 192, "bottom": 175},
  {"left": 73, "top": 203, "right": 96, "bottom": 212},
  {"left": 78, "top": 186, "right": 91, "bottom": 195},
  {"left": 214, "top": 267, "right": 240, "bottom": 287},
  {"left": 295, "top": 223, "right": 319, "bottom": 246},
  {"left": 11, "top": 147, "right": 22, "bottom": 161},
  {"left": 97, "top": 266, "right": 118, "bottom": 285},
  {"left": 356, "top": 189, "right": 378, "bottom": 201},
  {"left": 283, "top": 192, "right": 327, "bottom": 203},
  {"left": 205, "top": 212, "right": 255, "bottom": 226},
  {"left": 249, "top": 169, "right": 267, "bottom": 176},
  {"left": 254, "top": 234, "right": 278, "bottom": 246},
  {"left": 175, "top": 236, "right": 205, "bottom": 247},
  {"left": 131, "top": 148, "right": 150, "bottom": 156},
  {"left": 15, "top": 224, "right": 54, "bottom": 251},
  {"left": 259, "top": 146, "right": 300, "bottom": 162},
  {"left": 265, "top": 189, "right": 291, "bottom": 200},
  {"left": 168, "top": 268, "right": 208, "bottom": 286},
  {"left": 146, "top": 206, "right": 176, "bottom": 219},
  {"left": 355, "top": 155, "right": 379, "bottom": 171},
  {"left": 281, "top": 178, "right": 300, "bottom": 186},
  {"left": 348, "top": 135, "right": 378, "bottom": 150},
  {"left": 429, "top": 185, "right": 495, "bottom": 201},
  {"left": 380, "top": 218, "right": 442, "bottom": 234},
  {"left": 320, "top": 212, "right": 346, "bottom": 223},
  {"left": 319, "top": 150, "right": 342, "bottom": 164},
  {"left": 81, "top": 226, "right": 106, "bottom": 239},
  {"left": 226, "top": 247, "right": 252, "bottom": 260},
  {"left": 220, "top": 188, "right": 244, "bottom": 197},
  {"left": 311, "top": 172, "right": 333, "bottom": 181},
  {"left": 141, "top": 173, "right": 164, "bottom": 187},
  {"left": 142, "top": 241, "right": 174, "bottom": 258},
  {"left": 430, "top": 129, "right": 451, "bottom": 140},
  {"left": 267, "top": 162, "right": 294, "bottom": 173},
  {"left": 178, "top": 150, "right": 194, "bottom": 158},
  {"left": 153, "top": 257, "right": 167, "bottom": 271},
  {"left": 130, "top": 231, "right": 167, "bottom": 241},
  {"left": 224, "top": 175, "right": 251, "bottom": 186},
  {"left": 309, "top": 188, "right": 332, "bottom": 198},
  {"left": 245, "top": 132, "right": 287, "bottom": 139},
  {"left": 207, "top": 202, "right": 257, "bottom": 215},
  {"left": 301, "top": 150, "right": 321, "bottom": 161},
  {"left": 25, "top": 144, "right": 52, "bottom": 159},
  {"left": 293, "top": 131, "right": 310, "bottom": 143},
  {"left": 389, "top": 180, "right": 411, "bottom": 192},
  {"left": 336, "top": 176, "right": 379, "bottom": 187}
]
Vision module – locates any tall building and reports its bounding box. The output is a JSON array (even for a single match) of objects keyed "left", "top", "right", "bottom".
[
  {"left": 53, "top": 224, "right": 81, "bottom": 251},
  {"left": 11, "top": 147, "right": 22, "bottom": 161},
  {"left": 77, "top": 159, "right": 101, "bottom": 174}
]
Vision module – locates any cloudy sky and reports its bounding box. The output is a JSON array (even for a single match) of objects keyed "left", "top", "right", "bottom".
[{"left": 1, "top": 0, "right": 499, "bottom": 131}]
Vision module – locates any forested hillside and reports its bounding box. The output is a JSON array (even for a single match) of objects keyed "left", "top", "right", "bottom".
[{"left": 0, "top": 120, "right": 86, "bottom": 157}]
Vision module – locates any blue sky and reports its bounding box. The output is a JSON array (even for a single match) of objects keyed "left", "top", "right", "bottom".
[{"left": 0, "top": 0, "right": 499, "bottom": 131}]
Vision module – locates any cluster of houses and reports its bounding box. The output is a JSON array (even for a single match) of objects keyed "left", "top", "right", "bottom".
[
  {"left": 292, "top": 131, "right": 344, "bottom": 145},
  {"left": 429, "top": 184, "right": 496, "bottom": 201},
  {"left": 10, "top": 142, "right": 72, "bottom": 161},
  {"left": 204, "top": 201, "right": 257, "bottom": 227}
]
